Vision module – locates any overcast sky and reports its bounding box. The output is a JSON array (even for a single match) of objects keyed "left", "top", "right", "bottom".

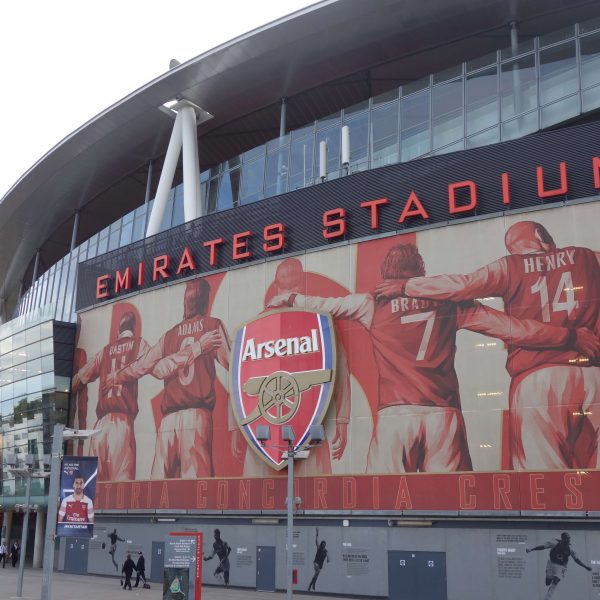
[{"left": 0, "top": 0, "right": 317, "bottom": 198}]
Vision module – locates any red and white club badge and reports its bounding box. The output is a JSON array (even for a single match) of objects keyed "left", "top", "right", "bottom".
[{"left": 230, "top": 309, "right": 336, "bottom": 470}]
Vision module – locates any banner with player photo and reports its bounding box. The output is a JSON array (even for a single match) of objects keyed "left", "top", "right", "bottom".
[
  {"left": 56, "top": 456, "right": 97, "bottom": 538},
  {"left": 72, "top": 199, "right": 600, "bottom": 512}
]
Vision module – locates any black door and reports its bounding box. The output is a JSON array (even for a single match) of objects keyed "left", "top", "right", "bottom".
[{"left": 388, "top": 550, "right": 447, "bottom": 600}]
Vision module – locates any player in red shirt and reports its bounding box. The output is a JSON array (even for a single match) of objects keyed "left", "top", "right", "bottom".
[
  {"left": 375, "top": 221, "right": 600, "bottom": 469},
  {"left": 114, "top": 278, "right": 230, "bottom": 478},
  {"left": 270, "top": 243, "right": 598, "bottom": 472},
  {"left": 72, "top": 311, "right": 149, "bottom": 480},
  {"left": 58, "top": 475, "right": 95, "bottom": 524}
]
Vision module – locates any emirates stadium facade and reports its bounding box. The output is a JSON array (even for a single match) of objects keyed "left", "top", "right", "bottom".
[{"left": 3, "top": 1, "right": 600, "bottom": 597}]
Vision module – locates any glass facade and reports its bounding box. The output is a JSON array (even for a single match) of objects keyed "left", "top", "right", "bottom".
[
  {"left": 0, "top": 314, "right": 74, "bottom": 507},
  {"left": 16, "top": 17, "right": 600, "bottom": 324}
]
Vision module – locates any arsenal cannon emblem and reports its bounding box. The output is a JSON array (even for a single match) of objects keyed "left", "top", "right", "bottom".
[{"left": 230, "top": 309, "right": 336, "bottom": 469}]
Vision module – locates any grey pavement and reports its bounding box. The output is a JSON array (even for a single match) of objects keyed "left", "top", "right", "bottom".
[{"left": 0, "top": 566, "right": 356, "bottom": 600}]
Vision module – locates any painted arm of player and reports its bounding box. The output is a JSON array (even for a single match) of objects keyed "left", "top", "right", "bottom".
[
  {"left": 72, "top": 351, "right": 103, "bottom": 391},
  {"left": 268, "top": 293, "right": 375, "bottom": 329},
  {"left": 458, "top": 302, "right": 600, "bottom": 359},
  {"left": 108, "top": 338, "right": 164, "bottom": 386},
  {"left": 87, "top": 498, "right": 95, "bottom": 523},
  {"left": 331, "top": 344, "right": 350, "bottom": 460},
  {"left": 374, "top": 259, "right": 508, "bottom": 303},
  {"left": 203, "top": 547, "right": 215, "bottom": 561},
  {"left": 570, "top": 549, "right": 593, "bottom": 571}
]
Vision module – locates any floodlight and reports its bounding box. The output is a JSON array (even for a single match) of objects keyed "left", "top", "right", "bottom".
[
  {"left": 256, "top": 425, "right": 271, "bottom": 444},
  {"left": 282, "top": 426, "right": 295, "bottom": 443}
]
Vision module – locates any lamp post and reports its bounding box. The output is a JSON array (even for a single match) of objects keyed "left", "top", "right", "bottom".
[
  {"left": 40, "top": 425, "right": 99, "bottom": 600},
  {"left": 6, "top": 453, "right": 50, "bottom": 598},
  {"left": 256, "top": 423, "right": 324, "bottom": 600}
]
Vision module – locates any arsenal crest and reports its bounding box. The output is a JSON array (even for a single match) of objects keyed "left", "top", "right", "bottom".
[{"left": 230, "top": 309, "right": 336, "bottom": 470}]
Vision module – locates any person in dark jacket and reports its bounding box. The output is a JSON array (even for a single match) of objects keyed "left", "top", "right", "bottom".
[
  {"left": 134, "top": 551, "right": 147, "bottom": 588},
  {"left": 10, "top": 542, "right": 19, "bottom": 568},
  {"left": 121, "top": 553, "right": 136, "bottom": 590}
]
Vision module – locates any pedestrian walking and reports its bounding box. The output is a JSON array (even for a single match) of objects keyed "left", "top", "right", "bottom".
[
  {"left": 134, "top": 551, "right": 149, "bottom": 588},
  {"left": 0, "top": 540, "right": 6, "bottom": 567},
  {"left": 121, "top": 553, "right": 136, "bottom": 590},
  {"left": 10, "top": 542, "right": 19, "bottom": 568}
]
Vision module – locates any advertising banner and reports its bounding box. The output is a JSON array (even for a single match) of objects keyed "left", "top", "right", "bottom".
[
  {"left": 72, "top": 153, "right": 600, "bottom": 514},
  {"left": 56, "top": 456, "right": 97, "bottom": 538}
]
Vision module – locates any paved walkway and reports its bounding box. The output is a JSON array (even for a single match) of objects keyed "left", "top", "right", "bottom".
[{"left": 0, "top": 567, "right": 352, "bottom": 600}]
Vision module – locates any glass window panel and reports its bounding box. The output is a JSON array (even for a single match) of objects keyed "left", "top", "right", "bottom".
[
  {"left": 581, "top": 32, "right": 600, "bottom": 89},
  {"left": 207, "top": 178, "right": 219, "bottom": 213},
  {"left": 49, "top": 265, "right": 64, "bottom": 315},
  {"left": 266, "top": 135, "right": 289, "bottom": 151},
  {"left": 54, "top": 261, "right": 69, "bottom": 319},
  {"left": 466, "top": 66, "right": 499, "bottom": 135},
  {"left": 402, "top": 76, "right": 429, "bottom": 96},
  {"left": 62, "top": 259, "right": 78, "bottom": 321},
  {"left": 12, "top": 330, "right": 26, "bottom": 351},
  {"left": 225, "top": 155, "right": 241, "bottom": 169},
  {"left": 539, "top": 25, "right": 575, "bottom": 48},
  {"left": 172, "top": 185, "right": 184, "bottom": 227},
  {"left": 501, "top": 110, "right": 538, "bottom": 141},
  {"left": 0, "top": 337, "right": 12, "bottom": 355},
  {"left": 40, "top": 321, "right": 52, "bottom": 340},
  {"left": 315, "top": 126, "right": 341, "bottom": 181},
  {"left": 40, "top": 337, "right": 53, "bottom": 356},
  {"left": 344, "top": 99, "right": 369, "bottom": 115},
  {"left": 159, "top": 191, "right": 175, "bottom": 231},
  {"left": 25, "top": 327, "right": 39, "bottom": 347},
  {"left": 0, "top": 369, "right": 13, "bottom": 384},
  {"left": 97, "top": 231, "right": 108, "bottom": 255},
  {"left": 239, "top": 157, "right": 266, "bottom": 204},
  {"left": 371, "top": 101, "right": 399, "bottom": 169},
  {"left": 120, "top": 219, "right": 133, "bottom": 246},
  {"left": 13, "top": 379, "right": 26, "bottom": 398},
  {"left": 433, "top": 64, "right": 462, "bottom": 84},
  {"left": 41, "top": 355, "right": 53, "bottom": 373},
  {"left": 217, "top": 168, "right": 241, "bottom": 211},
  {"left": 291, "top": 123, "right": 314, "bottom": 141},
  {"left": 540, "top": 94, "right": 580, "bottom": 128},
  {"left": 500, "top": 39, "right": 534, "bottom": 60},
  {"left": 41, "top": 372, "right": 54, "bottom": 391},
  {"left": 200, "top": 180, "right": 209, "bottom": 215},
  {"left": 401, "top": 89, "right": 430, "bottom": 161},
  {"left": 264, "top": 149, "right": 289, "bottom": 198},
  {"left": 344, "top": 111, "right": 369, "bottom": 173},
  {"left": 316, "top": 111, "right": 340, "bottom": 131},
  {"left": 26, "top": 375, "right": 42, "bottom": 395},
  {"left": 433, "top": 139, "right": 464, "bottom": 155},
  {"left": 242, "top": 144, "right": 265, "bottom": 163},
  {"left": 539, "top": 41, "right": 578, "bottom": 105},
  {"left": 432, "top": 78, "right": 463, "bottom": 149},
  {"left": 2, "top": 384, "right": 13, "bottom": 402},
  {"left": 466, "top": 126, "right": 499, "bottom": 148},
  {"left": 501, "top": 54, "right": 537, "bottom": 119},
  {"left": 582, "top": 85, "right": 600, "bottom": 113},
  {"left": 28, "top": 358, "right": 42, "bottom": 377},
  {"left": 467, "top": 51, "right": 497, "bottom": 73},
  {"left": 289, "top": 137, "right": 314, "bottom": 191},
  {"left": 372, "top": 88, "right": 398, "bottom": 105},
  {"left": 133, "top": 214, "right": 147, "bottom": 241},
  {"left": 39, "top": 273, "right": 49, "bottom": 307}
]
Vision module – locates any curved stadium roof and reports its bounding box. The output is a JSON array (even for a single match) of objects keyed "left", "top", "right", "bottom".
[{"left": 1, "top": 0, "right": 598, "bottom": 316}]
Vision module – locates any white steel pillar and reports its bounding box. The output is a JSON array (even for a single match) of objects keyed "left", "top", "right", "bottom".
[
  {"left": 146, "top": 111, "right": 183, "bottom": 237},
  {"left": 33, "top": 509, "right": 45, "bottom": 568},
  {"left": 180, "top": 105, "right": 201, "bottom": 222}
]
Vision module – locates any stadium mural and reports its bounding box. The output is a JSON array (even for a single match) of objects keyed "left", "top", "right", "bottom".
[{"left": 72, "top": 199, "right": 600, "bottom": 512}]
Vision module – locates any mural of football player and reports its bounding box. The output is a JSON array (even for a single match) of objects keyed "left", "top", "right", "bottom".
[
  {"left": 526, "top": 532, "right": 592, "bottom": 600},
  {"left": 375, "top": 221, "right": 600, "bottom": 470},
  {"left": 233, "top": 257, "right": 351, "bottom": 476},
  {"left": 71, "top": 316, "right": 88, "bottom": 457},
  {"left": 270, "top": 243, "right": 599, "bottom": 472},
  {"left": 72, "top": 306, "right": 149, "bottom": 480},
  {"left": 112, "top": 278, "right": 230, "bottom": 478}
]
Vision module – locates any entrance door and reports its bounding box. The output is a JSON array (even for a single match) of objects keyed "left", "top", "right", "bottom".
[
  {"left": 388, "top": 551, "right": 447, "bottom": 600},
  {"left": 151, "top": 541, "right": 165, "bottom": 582},
  {"left": 64, "top": 538, "right": 89, "bottom": 574},
  {"left": 256, "top": 545, "right": 276, "bottom": 592}
]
